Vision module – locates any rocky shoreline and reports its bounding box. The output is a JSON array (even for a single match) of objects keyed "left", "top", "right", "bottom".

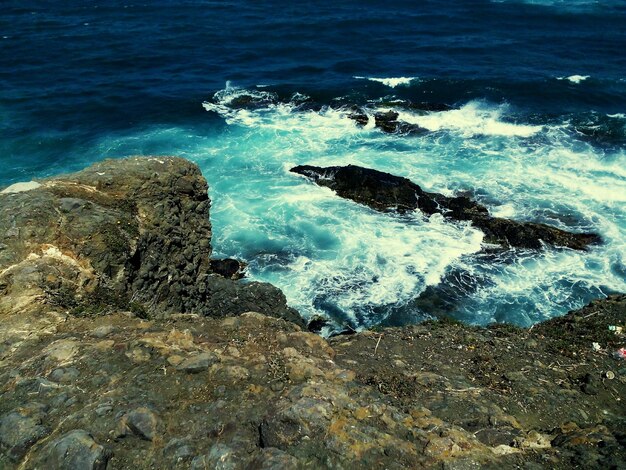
[{"left": 1, "top": 157, "right": 624, "bottom": 469}]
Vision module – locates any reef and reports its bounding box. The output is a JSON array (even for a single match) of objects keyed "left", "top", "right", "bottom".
[
  {"left": 1, "top": 157, "right": 624, "bottom": 469},
  {"left": 291, "top": 164, "right": 601, "bottom": 250}
]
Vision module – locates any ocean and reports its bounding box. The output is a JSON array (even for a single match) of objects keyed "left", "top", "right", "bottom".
[{"left": 1, "top": 0, "right": 625, "bottom": 330}]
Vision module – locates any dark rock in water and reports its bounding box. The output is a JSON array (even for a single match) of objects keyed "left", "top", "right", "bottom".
[
  {"left": 407, "top": 101, "right": 454, "bottom": 112},
  {"left": 34, "top": 430, "right": 110, "bottom": 470},
  {"left": 209, "top": 258, "right": 246, "bottom": 280},
  {"left": 347, "top": 107, "right": 369, "bottom": 127},
  {"left": 373, "top": 110, "right": 429, "bottom": 134},
  {"left": 375, "top": 111, "right": 401, "bottom": 133},
  {"left": 0, "top": 404, "right": 49, "bottom": 461},
  {"left": 225, "top": 93, "right": 277, "bottom": 110},
  {"left": 382, "top": 267, "right": 493, "bottom": 326},
  {"left": 290, "top": 164, "right": 601, "bottom": 250},
  {"left": 200, "top": 275, "right": 304, "bottom": 326},
  {"left": 307, "top": 315, "right": 330, "bottom": 333},
  {"left": 291, "top": 164, "right": 424, "bottom": 213}
]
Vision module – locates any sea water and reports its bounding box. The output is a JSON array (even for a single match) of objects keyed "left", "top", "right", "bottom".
[{"left": 1, "top": 0, "right": 625, "bottom": 329}]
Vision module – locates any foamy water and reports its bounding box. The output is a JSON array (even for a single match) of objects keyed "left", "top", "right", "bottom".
[{"left": 92, "top": 83, "right": 625, "bottom": 330}]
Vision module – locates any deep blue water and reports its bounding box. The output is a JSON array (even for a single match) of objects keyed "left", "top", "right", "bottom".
[{"left": 1, "top": 0, "right": 625, "bottom": 330}]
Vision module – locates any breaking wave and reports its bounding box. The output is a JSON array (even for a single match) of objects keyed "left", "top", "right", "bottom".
[{"left": 192, "top": 83, "right": 626, "bottom": 330}]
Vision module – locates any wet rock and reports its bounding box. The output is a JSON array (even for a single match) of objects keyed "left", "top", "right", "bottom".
[
  {"left": 347, "top": 107, "right": 369, "bottom": 127},
  {"left": 176, "top": 352, "right": 219, "bottom": 373},
  {"left": 209, "top": 258, "right": 246, "bottom": 279},
  {"left": 0, "top": 404, "right": 49, "bottom": 461},
  {"left": 307, "top": 315, "right": 330, "bottom": 333},
  {"left": 33, "top": 429, "right": 110, "bottom": 470},
  {"left": 290, "top": 164, "right": 600, "bottom": 250},
  {"left": 375, "top": 111, "right": 400, "bottom": 133},
  {"left": 373, "top": 111, "right": 428, "bottom": 134}
]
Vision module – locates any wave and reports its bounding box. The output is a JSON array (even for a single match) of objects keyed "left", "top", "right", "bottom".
[
  {"left": 389, "top": 101, "right": 543, "bottom": 137},
  {"left": 197, "top": 82, "right": 626, "bottom": 328},
  {"left": 557, "top": 75, "right": 590, "bottom": 84},
  {"left": 353, "top": 76, "right": 417, "bottom": 88}
]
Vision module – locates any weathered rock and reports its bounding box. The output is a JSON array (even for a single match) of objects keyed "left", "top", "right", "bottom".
[
  {"left": 164, "top": 438, "right": 194, "bottom": 465},
  {"left": 0, "top": 157, "right": 302, "bottom": 325},
  {"left": 190, "top": 443, "right": 252, "bottom": 470},
  {"left": 209, "top": 258, "right": 246, "bottom": 280},
  {"left": 176, "top": 352, "right": 219, "bottom": 373},
  {"left": 347, "top": 107, "right": 369, "bottom": 127},
  {"left": 0, "top": 404, "right": 49, "bottom": 461},
  {"left": 32, "top": 430, "right": 110, "bottom": 470},
  {"left": 290, "top": 164, "right": 601, "bottom": 250},
  {"left": 249, "top": 448, "right": 302, "bottom": 469},
  {"left": 373, "top": 111, "right": 428, "bottom": 134},
  {"left": 125, "top": 407, "right": 159, "bottom": 441},
  {"left": 48, "top": 367, "right": 80, "bottom": 384}
]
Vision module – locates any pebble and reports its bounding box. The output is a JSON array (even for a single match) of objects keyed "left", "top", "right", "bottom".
[
  {"left": 176, "top": 352, "right": 219, "bottom": 373},
  {"left": 125, "top": 407, "right": 159, "bottom": 441},
  {"left": 92, "top": 326, "right": 115, "bottom": 338}
]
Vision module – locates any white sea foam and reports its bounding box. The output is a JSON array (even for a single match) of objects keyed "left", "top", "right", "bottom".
[
  {"left": 354, "top": 76, "right": 417, "bottom": 88},
  {"left": 490, "top": 203, "right": 517, "bottom": 218},
  {"left": 391, "top": 101, "right": 543, "bottom": 137},
  {"left": 557, "top": 75, "right": 590, "bottom": 84},
  {"left": 192, "top": 83, "right": 626, "bottom": 327},
  {"left": 271, "top": 205, "right": 483, "bottom": 325},
  {"left": 607, "top": 113, "right": 626, "bottom": 119}
]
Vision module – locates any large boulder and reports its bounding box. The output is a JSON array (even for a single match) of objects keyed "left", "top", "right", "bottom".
[{"left": 0, "top": 157, "right": 301, "bottom": 325}]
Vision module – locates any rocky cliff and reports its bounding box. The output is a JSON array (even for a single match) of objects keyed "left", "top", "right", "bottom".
[
  {"left": 0, "top": 157, "right": 300, "bottom": 323},
  {"left": 0, "top": 157, "right": 624, "bottom": 469}
]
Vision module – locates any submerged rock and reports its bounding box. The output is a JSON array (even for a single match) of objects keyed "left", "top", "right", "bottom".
[
  {"left": 373, "top": 110, "right": 429, "bottom": 134},
  {"left": 290, "top": 164, "right": 601, "bottom": 250}
]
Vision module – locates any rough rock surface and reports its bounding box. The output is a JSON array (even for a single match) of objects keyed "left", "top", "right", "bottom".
[
  {"left": 0, "top": 297, "right": 624, "bottom": 469},
  {"left": 0, "top": 156, "right": 301, "bottom": 325},
  {"left": 1, "top": 157, "right": 624, "bottom": 469},
  {"left": 291, "top": 164, "right": 601, "bottom": 250}
]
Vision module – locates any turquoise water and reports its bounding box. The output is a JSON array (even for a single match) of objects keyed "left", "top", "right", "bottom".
[
  {"left": 2, "top": 1, "right": 625, "bottom": 329},
  {"left": 76, "top": 84, "right": 626, "bottom": 329}
]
